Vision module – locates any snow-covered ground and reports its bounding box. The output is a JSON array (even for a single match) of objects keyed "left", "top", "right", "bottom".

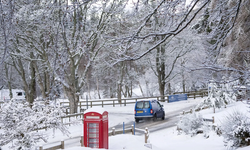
[
  {"left": 65, "top": 99, "right": 249, "bottom": 150},
  {"left": 1, "top": 98, "right": 250, "bottom": 150}
]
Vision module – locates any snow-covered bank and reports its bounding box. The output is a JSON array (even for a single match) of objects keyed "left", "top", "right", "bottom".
[{"left": 62, "top": 101, "right": 250, "bottom": 150}]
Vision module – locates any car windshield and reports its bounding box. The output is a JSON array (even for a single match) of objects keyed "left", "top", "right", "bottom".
[{"left": 136, "top": 101, "right": 150, "bottom": 109}]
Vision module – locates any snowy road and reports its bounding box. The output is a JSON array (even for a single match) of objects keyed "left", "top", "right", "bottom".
[{"left": 109, "top": 104, "right": 197, "bottom": 134}]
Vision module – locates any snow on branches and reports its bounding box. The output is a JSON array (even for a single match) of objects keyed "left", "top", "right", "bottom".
[
  {"left": 196, "top": 82, "right": 236, "bottom": 110},
  {"left": 0, "top": 100, "right": 69, "bottom": 149},
  {"left": 177, "top": 112, "right": 210, "bottom": 137},
  {"left": 220, "top": 111, "right": 250, "bottom": 149}
]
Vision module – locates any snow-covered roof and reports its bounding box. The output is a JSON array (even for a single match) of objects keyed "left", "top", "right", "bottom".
[{"left": 84, "top": 107, "right": 107, "bottom": 114}]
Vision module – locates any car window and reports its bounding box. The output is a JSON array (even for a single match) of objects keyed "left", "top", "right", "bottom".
[
  {"left": 157, "top": 102, "right": 162, "bottom": 108},
  {"left": 144, "top": 102, "right": 150, "bottom": 108},
  {"left": 136, "top": 101, "right": 150, "bottom": 109},
  {"left": 136, "top": 102, "right": 143, "bottom": 109}
]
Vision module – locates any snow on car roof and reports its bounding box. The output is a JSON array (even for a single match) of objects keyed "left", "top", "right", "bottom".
[{"left": 137, "top": 99, "right": 158, "bottom": 102}]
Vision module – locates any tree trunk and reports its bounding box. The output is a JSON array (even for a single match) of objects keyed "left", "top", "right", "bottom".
[
  {"left": 64, "top": 86, "right": 79, "bottom": 114},
  {"left": 5, "top": 63, "right": 13, "bottom": 99},
  {"left": 33, "top": 61, "right": 47, "bottom": 99},
  {"left": 28, "top": 52, "right": 37, "bottom": 107},
  {"left": 168, "top": 83, "right": 171, "bottom": 95},
  {"left": 117, "top": 83, "right": 122, "bottom": 104},
  {"left": 96, "top": 77, "right": 101, "bottom": 99},
  {"left": 182, "top": 71, "right": 186, "bottom": 93},
  {"left": 138, "top": 82, "right": 144, "bottom": 97},
  {"left": 159, "top": 82, "right": 165, "bottom": 101},
  {"left": 45, "top": 70, "right": 51, "bottom": 98},
  {"left": 156, "top": 45, "right": 166, "bottom": 102},
  {"left": 13, "top": 56, "right": 36, "bottom": 107},
  {"left": 117, "top": 62, "right": 124, "bottom": 104},
  {"left": 182, "top": 80, "right": 186, "bottom": 93}
]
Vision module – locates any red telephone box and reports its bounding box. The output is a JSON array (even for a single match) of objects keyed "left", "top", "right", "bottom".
[{"left": 84, "top": 108, "right": 108, "bottom": 149}]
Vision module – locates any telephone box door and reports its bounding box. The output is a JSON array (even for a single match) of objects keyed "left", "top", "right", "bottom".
[{"left": 86, "top": 122, "right": 101, "bottom": 148}]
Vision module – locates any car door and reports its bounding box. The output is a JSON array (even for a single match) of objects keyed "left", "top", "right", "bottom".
[
  {"left": 156, "top": 101, "right": 164, "bottom": 118},
  {"left": 135, "top": 101, "right": 151, "bottom": 117}
]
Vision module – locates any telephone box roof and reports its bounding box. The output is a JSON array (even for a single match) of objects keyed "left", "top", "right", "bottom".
[{"left": 84, "top": 107, "right": 107, "bottom": 114}]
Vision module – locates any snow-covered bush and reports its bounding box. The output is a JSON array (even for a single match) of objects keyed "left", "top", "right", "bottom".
[
  {"left": 177, "top": 112, "right": 209, "bottom": 136},
  {"left": 220, "top": 111, "right": 250, "bottom": 149},
  {"left": 0, "top": 100, "right": 69, "bottom": 150},
  {"left": 196, "top": 89, "right": 236, "bottom": 111}
]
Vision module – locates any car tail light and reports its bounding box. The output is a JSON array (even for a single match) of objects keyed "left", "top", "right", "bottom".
[
  {"left": 134, "top": 110, "right": 136, "bottom": 114},
  {"left": 150, "top": 109, "right": 153, "bottom": 114}
]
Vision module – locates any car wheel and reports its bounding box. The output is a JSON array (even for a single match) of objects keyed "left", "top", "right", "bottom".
[
  {"left": 153, "top": 114, "right": 157, "bottom": 121},
  {"left": 162, "top": 114, "right": 165, "bottom": 120},
  {"left": 135, "top": 119, "right": 140, "bottom": 123}
]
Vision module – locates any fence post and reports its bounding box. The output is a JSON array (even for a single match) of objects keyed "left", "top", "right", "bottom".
[
  {"left": 39, "top": 146, "right": 43, "bottom": 150},
  {"left": 91, "top": 101, "right": 92, "bottom": 108},
  {"left": 134, "top": 122, "right": 135, "bottom": 135},
  {"left": 145, "top": 127, "right": 149, "bottom": 143},
  {"left": 113, "top": 100, "right": 115, "bottom": 107},
  {"left": 131, "top": 125, "right": 134, "bottom": 135},
  {"left": 69, "top": 116, "right": 71, "bottom": 126},
  {"left": 61, "top": 140, "right": 65, "bottom": 149},
  {"left": 81, "top": 136, "right": 84, "bottom": 147},
  {"left": 102, "top": 101, "right": 104, "bottom": 107},
  {"left": 123, "top": 122, "right": 125, "bottom": 134},
  {"left": 194, "top": 93, "right": 196, "bottom": 99},
  {"left": 112, "top": 128, "right": 115, "bottom": 135},
  {"left": 124, "top": 99, "right": 126, "bottom": 106},
  {"left": 212, "top": 116, "right": 214, "bottom": 123}
]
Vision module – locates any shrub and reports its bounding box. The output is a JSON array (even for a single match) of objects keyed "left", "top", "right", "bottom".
[
  {"left": 177, "top": 112, "right": 209, "bottom": 137},
  {"left": 0, "top": 100, "right": 69, "bottom": 150},
  {"left": 195, "top": 90, "right": 236, "bottom": 111},
  {"left": 220, "top": 111, "right": 250, "bottom": 149}
]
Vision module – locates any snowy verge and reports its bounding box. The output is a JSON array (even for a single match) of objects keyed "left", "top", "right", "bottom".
[{"left": 60, "top": 101, "right": 250, "bottom": 150}]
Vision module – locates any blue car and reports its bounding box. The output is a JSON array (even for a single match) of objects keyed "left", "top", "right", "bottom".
[{"left": 134, "top": 100, "right": 165, "bottom": 123}]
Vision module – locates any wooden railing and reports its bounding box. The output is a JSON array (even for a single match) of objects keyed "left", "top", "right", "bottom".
[
  {"left": 0, "top": 91, "right": 208, "bottom": 112},
  {"left": 39, "top": 140, "right": 65, "bottom": 150},
  {"left": 60, "top": 91, "right": 208, "bottom": 110},
  {"left": 61, "top": 112, "right": 84, "bottom": 125}
]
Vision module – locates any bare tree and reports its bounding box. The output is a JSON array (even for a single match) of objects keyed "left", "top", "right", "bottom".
[
  {"left": 0, "top": 0, "right": 14, "bottom": 66},
  {"left": 106, "top": 0, "right": 244, "bottom": 95},
  {"left": 108, "top": 0, "right": 242, "bottom": 67},
  {"left": 44, "top": 0, "right": 129, "bottom": 113},
  {"left": 191, "top": 0, "right": 247, "bottom": 85}
]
